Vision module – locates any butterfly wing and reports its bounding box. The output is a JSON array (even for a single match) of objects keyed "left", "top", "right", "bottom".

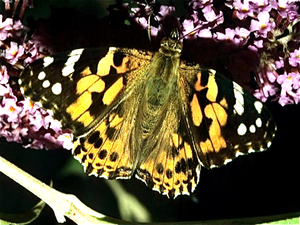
[
  {"left": 19, "top": 47, "right": 154, "bottom": 178},
  {"left": 179, "top": 64, "right": 277, "bottom": 168}
]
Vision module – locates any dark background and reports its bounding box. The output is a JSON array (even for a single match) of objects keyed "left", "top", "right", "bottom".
[{"left": 0, "top": 1, "right": 299, "bottom": 224}]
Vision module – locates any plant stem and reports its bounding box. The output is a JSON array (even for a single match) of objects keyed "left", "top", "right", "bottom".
[{"left": 0, "top": 155, "right": 123, "bottom": 224}]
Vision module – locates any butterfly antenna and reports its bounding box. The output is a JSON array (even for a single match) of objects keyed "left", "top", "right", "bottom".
[{"left": 147, "top": 11, "right": 154, "bottom": 42}]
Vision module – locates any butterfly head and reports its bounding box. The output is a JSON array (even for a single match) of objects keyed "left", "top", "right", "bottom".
[{"left": 159, "top": 28, "right": 182, "bottom": 57}]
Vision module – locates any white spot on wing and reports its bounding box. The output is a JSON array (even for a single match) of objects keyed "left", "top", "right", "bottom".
[
  {"left": 38, "top": 71, "right": 46, "bottom": 80},
  {"left": 267, "top": 141, "right": 272, "bottom": 148},
  {"left": 235, "top": 151, "right": 244, "bottom": 157},
  {"left": 66, "top": 49, "right": 84, "bottom": 65},
  {"left": 19, "top": 87, "right": 24, "bottom": 94},
  {"left": 248, "top": 148, "right": 255, "bottom": 153},
  {"left": 233, "top": 82, "right": 244, "bottom": 115},
  {"left": 43, "top": 56, "right": 54, "bottom": 67},
  {"left": 62, "top": 48, "right": 84, "bottom": 77},
  {"left": 223, "top": 158, "right": 232, "bottom": 164},
  {"left": 69, "top": 48, "right": 84, "bottom": 56},
  {"left": 237, "top": 123, "right": 247, "bottom": 136},
  {"left": 109, "top": 47, "right": 117, "bottom": 51},
  {"left": 62, "top": 66, "right": 75, "bottom": 76},
  {"left": 249, "top": 124, "right": 256, "bottom": 133},
  {"left": 135, "top": 174, "right": 149, "bottom": 186},
  {"left": 51, "top": 82, "right": 62, "bottom": 95},
  {"left": 255, "top": 118, "right": 262, "bottom": 127},
  {"left": 195, "top": 164, "right": 201, "bottom": 183},
  {"left": 254, "top": 101, "right": 263, "bottom": 114},
  {"left": 42, "top": 80, "right": 50, "bottom": 88},
  {"left": 208, "top": 69, "right": 216, "bottom": 75}
]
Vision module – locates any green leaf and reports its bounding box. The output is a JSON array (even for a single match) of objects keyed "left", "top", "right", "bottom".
[{"left": 124, "top": 20, "right": 131, "bottom": 26}]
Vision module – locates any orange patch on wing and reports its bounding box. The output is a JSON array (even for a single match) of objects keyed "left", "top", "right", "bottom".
[
  {"left": 139, "top": 159, "right": 155, "bottom": 176},
  {"left": 77, "top": 74, "right": 105, "bottom": 94},
  {"left": 194, "top": 72, "right": 205, "bottom": 91},
  {"left": 88, "top": 78, "right": 105, "bottom": 93},
  {"left": 212, "top": 102, "right": 228, "bottom": 126},
  {"left": 66, "top": 92, "right": 92, "bottom": 121},
  {"left": 220, "top": 97, "right": 228, "bottom": 109},
  {"left": 171, "top": 133, "right": 183, "bottom": 148},
  {"left": 80, "top": 67, "right": 92, "bottom": 76},
  {"left": 103, "top": 77, "right": 123, "bottom": 105},
  {"left": 114, "top": 56, "right": 129, "bottom": 74},
  {"left": 184, "top": 141, "right": 193, "bottom": 158},
  {"left": 97, "top": 121, "right": 109, "bottom": 137},
  {"left": 96, "top": 49, "right": 129, "bottom": 76},
  {"left": 109, "top": 114, "right": 123, "bottom": 128},
  {"left": 190, "top": 94, "right": 203, "bottom": 126},
  {"left": 97, "top": 51, "right": 114, "bottom": 76},
  {"left": 77, "top": 111, "right": 94, "bottom": 127},
  {"left": 206, "top": 74, "right": 218, "bottom": 102},
  {"left": 204, "top": 104, "right": 227, "bottom": 152},
  {"left": 200, "top": 139, "right": 214, "bottom": 154}
]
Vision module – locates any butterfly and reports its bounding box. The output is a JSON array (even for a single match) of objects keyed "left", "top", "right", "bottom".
[{"left": 19, "top": 28, "right": 276, "bottom": 199}]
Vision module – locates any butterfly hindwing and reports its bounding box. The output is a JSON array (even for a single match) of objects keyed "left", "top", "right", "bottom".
[
  {"left": 73, "top": 101, "right": 134, "bottom": 179},
  {"left": 135, "top": 91, "right": 200, "bottom": 198}
]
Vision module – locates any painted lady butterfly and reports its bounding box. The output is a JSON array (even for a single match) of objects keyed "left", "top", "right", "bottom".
[{"left": 19, "top": 28, "right": 276, "bottom": 198}]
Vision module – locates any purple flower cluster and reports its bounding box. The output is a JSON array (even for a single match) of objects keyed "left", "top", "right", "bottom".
[
  {"left": 0, "top": 1, "right": 73, "bottom": 150},
  {"left": 126, "top": 0, "right": 300, "bottom": 106}
]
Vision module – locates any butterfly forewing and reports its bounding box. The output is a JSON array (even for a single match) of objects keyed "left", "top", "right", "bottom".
[
  {"left": 20, "top": 47, "right": 154, "bottom": 178},
  {"left": 19, "top": 29, "right": 276, "bottom": 198},
  {"left": 20, "top": 48, "right": 152, "bottom": 135}
]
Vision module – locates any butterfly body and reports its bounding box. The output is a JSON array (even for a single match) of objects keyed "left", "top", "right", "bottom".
[
  {"left": 19, "top": 29, "right": 276, "bottom": 198},
  {"left": 135, "top": 32, "right": 181, "bottom": 148}
]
